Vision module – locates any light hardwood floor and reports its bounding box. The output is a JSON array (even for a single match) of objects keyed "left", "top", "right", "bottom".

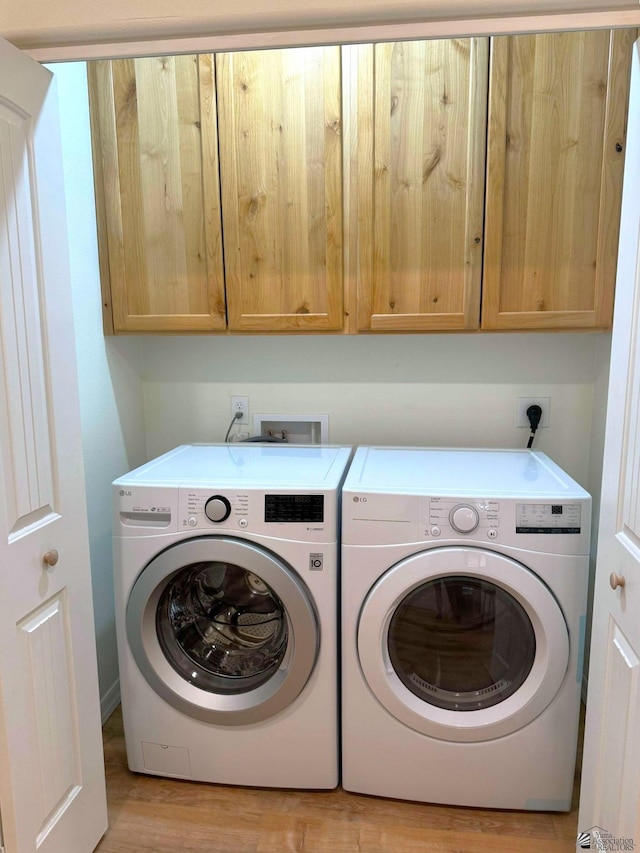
[{"left": 96, "top": 706, "right": 581, "bottom": 852}]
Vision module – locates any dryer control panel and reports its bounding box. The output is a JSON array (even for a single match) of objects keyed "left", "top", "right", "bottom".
[
  {"left": 425, "top": 498, "right": 500, "bottom": 537},
  {"left": 342, "top": 489, "right": 591, "bottom": 554},
  {"left": 515, "top": 503, "right": 582, "bottom": 534},
  {"left": 422, "top": 498, "right": 587, "bottom": 551}
]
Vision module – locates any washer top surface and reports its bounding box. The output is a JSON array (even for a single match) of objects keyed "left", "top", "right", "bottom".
[
  {"left": 343, "top": 447, "right": 589, "bottom": 499},
  {"left": 114, "top": 443, "right": 353, "bottom": 489}
]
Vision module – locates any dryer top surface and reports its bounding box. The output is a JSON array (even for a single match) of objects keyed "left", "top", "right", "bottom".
[
  {"left": 114, "top": 443, "right": 353, "bottom": 490},
  {"left": 343, "top": 447, "right": 589, "bottom": 499}
]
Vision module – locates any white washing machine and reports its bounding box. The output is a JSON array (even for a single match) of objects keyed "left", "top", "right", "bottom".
[
  {"left": 113, "top": 442, "right": 352, "bottom": 789},
  {"left": 341, "top": 447, "right": 590, "bottom": 811}
]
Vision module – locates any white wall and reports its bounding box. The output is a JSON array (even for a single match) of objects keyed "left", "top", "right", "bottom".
[
  {"left": 141, "top": 332, "right": 603, "bottom": 489},
  {"left": 54, "top": 62, "right": 147, "bottom": 721},
  {"left": 583, "top": 332, "right": 612, "bottom": 691}
]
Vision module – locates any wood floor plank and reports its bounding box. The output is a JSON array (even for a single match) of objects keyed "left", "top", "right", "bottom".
[{"left": 96, "top": 706, "right": 581, "bottom": 852}]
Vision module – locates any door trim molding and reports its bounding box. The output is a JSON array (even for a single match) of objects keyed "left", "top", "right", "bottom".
[{"left": 26, "top": 9, "right": 640, "bottom": 64}]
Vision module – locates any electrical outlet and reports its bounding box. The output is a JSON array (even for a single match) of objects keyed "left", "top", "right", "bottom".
[
  {"left": 517, "top": 397, "right": 550, "bottom": 429},
  {"left": 231, "top": 395, "right": 249, "bottom": 425}
]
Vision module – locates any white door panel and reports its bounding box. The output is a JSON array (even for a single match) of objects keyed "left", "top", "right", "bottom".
[
  {"left": 0, "top": 36, "right": 107, "bottom": 853},
  {"left": 0, "top": 79, "right": 56, "bottom": 538},
  {"left": 591, "top": 623, "right": 640, "bottom": 834},
  {"left": 579, "top": 39, "right": 640, "bottom": 849}
]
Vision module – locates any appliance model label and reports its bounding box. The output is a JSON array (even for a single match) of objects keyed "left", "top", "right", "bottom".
[{"left": 516, "top": 503, "right": 581, "bottom": 534}]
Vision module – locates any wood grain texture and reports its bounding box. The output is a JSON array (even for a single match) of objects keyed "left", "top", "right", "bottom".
[
  {"left": 87, "top": 62, "right": 115, "bottom": 335},
  {"left": 88, "top": 55, "right": 226, "bottom": 332},
  {"left": 340, "top": 45, "right": 362, "bottom": 334},
  {"left": 217, "top": 47, "right": 344, "bottom": 332},
  {"left": 356, "top": 38, "right": 488, "bottom": 332},
  {"left": 482, "top": 29, "right": 636, "bottom": 331},
  {"left": 97, "top": 705, "right": 582, "bottom": 852}
]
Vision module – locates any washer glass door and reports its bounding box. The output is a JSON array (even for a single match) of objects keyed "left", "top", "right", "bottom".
[
  {"left": 156, "top": 561, "right": 288, "bottom": 694},
  {"left": 127, "top": 536, "right": 319, "bottom": 725},
  {"left": 357, "top": 547, "right": 570, "bottom": 742}
]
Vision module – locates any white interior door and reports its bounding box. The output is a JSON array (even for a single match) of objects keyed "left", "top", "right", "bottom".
[
  {"left": 0, "top": 37, "right": 107, "bottom": 853},
  {"left": 578, "top": 40, "right": 640, "bottom": 849}
]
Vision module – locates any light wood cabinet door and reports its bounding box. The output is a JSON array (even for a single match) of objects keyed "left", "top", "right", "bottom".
[
  {"left": 482, "top": 29, "right": 635, "bottom": 331},
  {"left": 88, "top": 55, "right": 226, "bottom": 333},
  {"left": 352, "top": 39, "right": 488, "bottom": 332},
  {"left": 216, "top": 47, "right": 344, "bottom": 332}
]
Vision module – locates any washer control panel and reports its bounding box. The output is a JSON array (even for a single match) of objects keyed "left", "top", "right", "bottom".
[
  {"left": 181, "top": 490, "right": 249, "bottom": 529},
  {"left": 177, "top": 488, "right": 334, "bottom": 542}
]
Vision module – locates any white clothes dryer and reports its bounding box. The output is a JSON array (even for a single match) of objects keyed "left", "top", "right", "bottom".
[
  {"left": 341, "top": 447, "right": 590, "bottom": 811},
  {"left": 113, "top": 442, "right": 352, "bottom": 789}
]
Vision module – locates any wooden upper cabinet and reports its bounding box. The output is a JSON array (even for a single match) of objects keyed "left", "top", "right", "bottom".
[
  {"left": 352, "top": 39, "right": 489, "bottom": 332},
  {"left": 216, "top": 47, "right": 344, "bottom": 332},
  {"left": 87, "top": 34, "right": 634, "bottom": 337},
  {"left": 482, "top": 29, "right": 635, "bottom": 331},
  {"left": 88, "top": 55, "right": 226, "bottom": 333}
]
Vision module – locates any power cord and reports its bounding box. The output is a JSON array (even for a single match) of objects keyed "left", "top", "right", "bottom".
[
  {"left": 224, "top": 410, "right": 243, "bottom": 443},
  {"left": 526, "top": 405, "right": 542, "bottom": 448}
]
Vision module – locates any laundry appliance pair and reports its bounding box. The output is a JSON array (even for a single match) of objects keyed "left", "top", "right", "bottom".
[{"left": 113, "top": 443, "right": 590, "bottom": 810}]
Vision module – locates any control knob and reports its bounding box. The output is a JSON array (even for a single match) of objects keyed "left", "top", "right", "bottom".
[
  {"left": 449, "top": 504, "right": 480, "bottom": 534},
  {"left": 204, "top": 495, "right": 232, "bottom": 523}
]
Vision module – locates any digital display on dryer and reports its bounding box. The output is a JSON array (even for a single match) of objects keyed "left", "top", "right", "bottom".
[
  {"left": 516, "top": 502, "right": 581, "bottom": 534},
  {"left": 265, "top": 494, "right": 324, "bottom": 523}
]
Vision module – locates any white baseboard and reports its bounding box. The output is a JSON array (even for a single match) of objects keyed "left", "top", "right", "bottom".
[{"left": 101, "top": 678, "right": 121, "bottom": 725}]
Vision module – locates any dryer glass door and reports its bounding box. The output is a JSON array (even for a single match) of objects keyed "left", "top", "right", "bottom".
[
  {"left": 357, "top": 546, "right": 570, "bottom": 742},
  {"left": 387, "top": 575, "right": 537, "bottom": 711}
]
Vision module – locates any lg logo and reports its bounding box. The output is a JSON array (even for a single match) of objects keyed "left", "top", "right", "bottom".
[
  {"left": 119, "top": 489, "right": 132, "bottom": 497},
  {"left": 352, "top": 496, "right": 368, "bottom": 503}
]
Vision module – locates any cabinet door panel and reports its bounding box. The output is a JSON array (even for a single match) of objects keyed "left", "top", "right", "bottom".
[
  {"left": 356, "top": 39, "right": 488, "bottom": 331},
  {"left": 217, "top": 47, "right": 343, "bottom": 332},
  {"left": 482, "top": 30, "right": 634, "bottom": 330},
  {"left": 88, "top": 55, "right": 225, "bottom": 332}
]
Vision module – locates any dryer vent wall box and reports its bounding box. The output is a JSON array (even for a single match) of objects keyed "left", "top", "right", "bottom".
[
  {"left": 340, "top": 447, "right": 590, "bottom": 812},
  {"left": 112, "top": 442, "right": 352, "bottom": 790},
  {"left": 252, "top": 414, "right": 328, "bottom": 444}
]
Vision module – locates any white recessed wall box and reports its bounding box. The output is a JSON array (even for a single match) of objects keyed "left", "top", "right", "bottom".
[{"left": 252, "top": 414, "right": 329, "bottom": 444}]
